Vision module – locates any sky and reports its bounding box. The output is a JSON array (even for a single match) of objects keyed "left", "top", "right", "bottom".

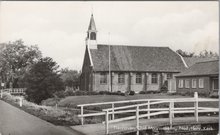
[{"left": 0, "top": 1, "right": 218, "bottom": 71}]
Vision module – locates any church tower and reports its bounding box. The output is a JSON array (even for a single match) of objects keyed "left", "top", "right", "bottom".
[{"left": 86, "top": 14, "right": 97, "bottom": 49}]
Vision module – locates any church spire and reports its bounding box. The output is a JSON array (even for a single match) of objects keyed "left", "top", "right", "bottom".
[
  {"left": 86, "top": 14, "right": 97, "bottom": 49},
  {"left": 88, "top": 14, "right": 97, "bottom": 31}
]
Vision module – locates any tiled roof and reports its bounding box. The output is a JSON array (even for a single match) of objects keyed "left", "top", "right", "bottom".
[
  {"left": 176, "top": 60, "right": 219, "bottom": 77},
  {"left": 183, "top": 57, "right": 218, "bottom": 67},
  {"left": 90, "top": 44, "right": 186, "bottom": 72}
]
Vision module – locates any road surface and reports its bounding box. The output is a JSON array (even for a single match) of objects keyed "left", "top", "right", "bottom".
[{"left": 0, "top": 100, "right": 82, "bottom": 135}]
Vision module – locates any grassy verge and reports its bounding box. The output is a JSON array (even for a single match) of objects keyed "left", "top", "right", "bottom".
[{"left": 1, "top": 93, "right": 101, "bottom": 126}]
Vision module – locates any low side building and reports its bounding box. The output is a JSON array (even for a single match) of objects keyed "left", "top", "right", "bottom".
[{"left": 176, "top": 60, "right": 219, "bottom": 96}]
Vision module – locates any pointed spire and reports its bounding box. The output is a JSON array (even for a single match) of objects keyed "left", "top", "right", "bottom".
[{"left": 88, "top": 14, "right": 97, "bottom": 31}]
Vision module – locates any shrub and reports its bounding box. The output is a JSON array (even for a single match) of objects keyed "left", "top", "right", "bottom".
[
  {"left": 139, "top": 91, "right": 147, "bottom": 94},
  {"left": 160, "top": 80, "right": 168, "bottom": 93},
  {"left": 64, "top": 89, "right": 75, "bottom": 96},
  {"left": 139, "top": 90, "right": 160, "bottom": 94},
  {"left": 54, "top": 91, "right": 65, "bottom": 98},
  {"left": 129, "top": 90, "right": 135, "bottom": 95}
]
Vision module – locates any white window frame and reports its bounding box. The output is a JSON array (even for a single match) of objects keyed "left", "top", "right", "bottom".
[
  {"left": 185, "top": 79, "right": 190, "bottom": 88},
  {"left": 178, "top": 79, "right": 184, "bottom": 88},
  {"left": 198, "top": 78, "right": 204, "bottom": 88},
  {"left": 118, "top": 73, "right": 125, "bottom": 84},
  {"left": 151, "top": 73, "right": 158, "bottom": 84},
  {"left": 192, "top": 79, "right": 197, "bottom": 88},
  {"left": 100, "top": 73, "right": 107, "bottom": 84},
  {"left": 167, "top": 73, "right": 172, "bottom": 79},
  {"left": 136, "top": 73, "right": 142, "bottom": 84},
  {"left": 212, "top": 78, "right": 219, "bottom": 90}
]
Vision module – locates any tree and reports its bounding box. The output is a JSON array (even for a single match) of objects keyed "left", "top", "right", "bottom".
[
  {"left": 60, "top": 68, "right": 80, "bottom": 90},
  {"left": 176, "top": 49, "right": 194, "bottom": 57},
  {"left": 24, "top": 57, "right": 64, "bottom": 104},
  {"left": 198, "top": 50, "right": 219, "bottom": 58},
  {"left": 0, "top": 39, "right": 42, "bottom": 88}
]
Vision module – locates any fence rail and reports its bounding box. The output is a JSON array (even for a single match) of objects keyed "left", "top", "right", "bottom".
[
  {"left": 1, "top": 88, "right": 26, "bottom": 95},
  {"left": 77, "top": 92, "right": 218, "bottom": 135}
]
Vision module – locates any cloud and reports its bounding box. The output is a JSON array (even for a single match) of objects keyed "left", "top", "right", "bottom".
[{"left": 131, "top": 9, "right": 218, "bottom": 53}]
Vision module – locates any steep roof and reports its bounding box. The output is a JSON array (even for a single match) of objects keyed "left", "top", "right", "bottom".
[
  {"left": 183, "top": 57, "right": 218, "bottom": 67},
  {"left": 176, "top": 60, "right": 219, "bottom": 77},
  {"left": 88, "top": 14, "right": 97, "bottom": 31},
  {"left": 90, "top": 44, "right": 186, "bottom": 72}
]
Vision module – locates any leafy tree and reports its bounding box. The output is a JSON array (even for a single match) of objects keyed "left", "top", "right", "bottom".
[
  {"left": 176, "top": 49, "right": 194, "bottom": 57},
  {"left": 0, "top": 39, "right": 42, "bottom": 88},
  {"left": 198, "top": 50, "right": 219, "bottom": 58},
  {"left": 24, "top": 57, "right": 64, "bottom": 104},
  {"left": 60, "top": 68, "right": 80, "bottom": 90}
]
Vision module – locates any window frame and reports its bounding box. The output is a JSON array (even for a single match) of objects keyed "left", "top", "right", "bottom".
[
  {"left": 167, "top": 73, "right": 172, "bottom": 79},
  {"left": 100, "top": 73, "right": 107, "bottom": 84},
  {"left": 151, "top": 73, "right": 158, "bottom": 84},
  {"left": 178, "top": 79, "right": 184, "bottom": 88},
  {"left": 185, "top": 79, "right": 190, "bottom": 88},
  {"left": 198, "top": 78, "right": 204, "bottom": 88},
  {"left": 118, "top": 73, "right": 125, "bottom": 84},
  {"left": 213, "top": 78, "right": 219, "bottom": 90},
  {"left": 192, "top": 79, "right": 197, "bottom": 88},
  {"left": 136, "top": 73, "right": 142, "bottom": 84}
]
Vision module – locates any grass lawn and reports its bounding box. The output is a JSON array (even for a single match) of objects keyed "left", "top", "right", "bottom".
[
  {"left": 58, "top": 93, "right": 189, "bottom": 107},
  {"left": 58, "top": 93, "right": 218, "bottom": 109}
]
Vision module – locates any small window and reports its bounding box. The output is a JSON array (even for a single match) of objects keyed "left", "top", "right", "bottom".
[
  {"left": 90, "top": 32, "right": 96, "bottom": 40},
  {"left": 151, "top": 73, "right": 158, "bottom": 84},
  {"left": 198, "top": 78, "right": 204, "bottom": 88},
  {"left": 118, "top": 73, "right": 125, "bottom": 84},
  {"left": 100, "top": 73, "right": 107, "bottom": 84},
  {"left": 185, "top": 79, "right": 190, "bottom": 88},
  {"left": 213, "top": 79, "right": 219, "bottom": 90},
  {"left": 167, "top": 73, "right": 172, "bottom": 79},
  {"left": 192, "top": 79, "right": 197, "bottom": 88},
  {"left": 178, "top": 79, "right": 184, "bottom": 88},
  {"left": 136, "top": 73, "right": 142, "bottom": 84}
]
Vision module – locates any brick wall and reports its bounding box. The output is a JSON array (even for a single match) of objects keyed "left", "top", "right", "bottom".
[{"left": 92, "top": 72, "right": 173, "bottom": 93}]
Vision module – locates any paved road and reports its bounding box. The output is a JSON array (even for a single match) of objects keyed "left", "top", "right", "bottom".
[{"left": 0, "top": 100, "right": 83, "bottom": 135}]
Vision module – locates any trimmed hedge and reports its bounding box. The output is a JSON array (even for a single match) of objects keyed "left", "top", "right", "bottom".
[{"left": 139, "top": 90, "right": 160, "bottom": 94}]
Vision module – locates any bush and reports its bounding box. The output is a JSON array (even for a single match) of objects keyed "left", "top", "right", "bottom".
[
  {"left": 139, "top": 90, "right": 160, "bottom": 94},
  {"left": 160, "top": 80, "right": 168, "bottom": 93},
  {"left": 210, "top": 92, "right": 219, "bottom": 98},
  {"left": 64, "top": 89, "right": 75, "bottom": 97},
  {"left": 129, "top": 90, "right": 135, "bottom": 95},
  {"left": 54, "top": 91, "right": 65, "bottom": 98}
]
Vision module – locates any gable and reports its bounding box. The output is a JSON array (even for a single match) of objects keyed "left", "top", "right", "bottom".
[{"left": 82, "top": 46, "right": 93, "bottom": 72}]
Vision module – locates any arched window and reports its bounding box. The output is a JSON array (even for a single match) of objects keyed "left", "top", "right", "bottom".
[{"left": 90, "top": 32, "right": 96, "bottom": 40}]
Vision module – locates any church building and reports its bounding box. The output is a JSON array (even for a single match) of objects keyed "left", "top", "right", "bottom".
[{"left": 80, "top": 14, "right": 187, "bottom": 93}]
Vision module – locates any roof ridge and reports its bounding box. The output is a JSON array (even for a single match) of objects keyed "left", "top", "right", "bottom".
[{"left": 97, "top": 44, "right": 169, "bottom": 48}]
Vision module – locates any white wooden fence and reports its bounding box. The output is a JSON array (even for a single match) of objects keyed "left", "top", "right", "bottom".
[
  {"left": 1, "top": 88, "right": 26, "bottom": 95},
  {"left": 77, "top": 92, "right": 219, "bottom": 135}
]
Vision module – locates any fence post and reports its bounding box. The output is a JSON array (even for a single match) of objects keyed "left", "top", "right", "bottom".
[
  {"left": 0, "top": 90, "right": 2, "bottom": 99},
  {"left": 112, "top": 103, "right": 115, "bottom": 120},
  {"left": 19, "top": 97, "right": 23, "bottom": 107},
  {"left": 81, "top": 106, "right": 84, "bottom": 125},
  {"left": 194, "top": 92, "right": 198, "bottom": 122},
  {"left": 147, "top": 100, "right": 150, "bottom": 119},
  {"left": 169, "top": 101, "right": 173, "bottom": 128},
  {"left": 136, "top": 105, "right": 140, "bottom": 135},
  {"left": 105, "top": 111, "right": 109, "bottom": 135}
]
